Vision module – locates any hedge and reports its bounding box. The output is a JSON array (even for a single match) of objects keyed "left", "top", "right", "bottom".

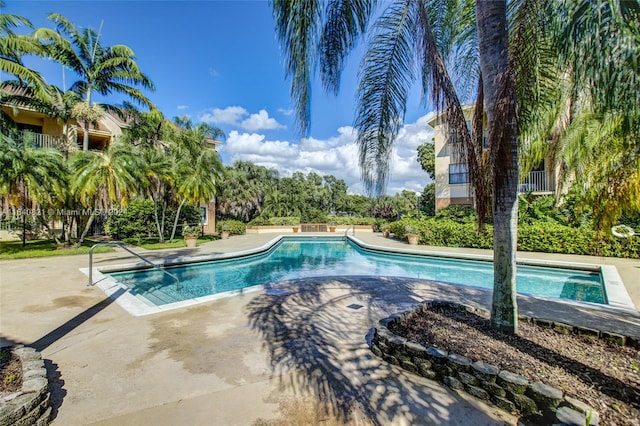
[
  {"left": 389, "top": 218, "right": 640, "bottom": 259},
  {"left": 217, "top": 219, "right": 246, "bottom": 235}
]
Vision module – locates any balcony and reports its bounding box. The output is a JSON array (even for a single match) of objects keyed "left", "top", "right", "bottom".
[
  {"left": 518, "top": 170, "right": 554, "bottom": 193},
  {"left": 21, "top": 131, "right": 65, "bottom": 149}
]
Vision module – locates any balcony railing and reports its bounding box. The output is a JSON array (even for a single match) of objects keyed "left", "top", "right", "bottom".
[
  {"left": 21, "top": 131, "right": 64, "bottom": 149},
  {"left": 518, "top": 170, "right": 554, "bottom": 193}
]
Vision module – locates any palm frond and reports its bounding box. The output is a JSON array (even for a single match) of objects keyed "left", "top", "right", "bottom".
[{"left": 355, "top": 0, "right": 416, "bottom": 195}]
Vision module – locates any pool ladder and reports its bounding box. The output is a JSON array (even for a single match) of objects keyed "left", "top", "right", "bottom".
[
  {"left": 87, "top": 241, "right": 180, "bottom": 289},
  {"left": 344, "top": 224, "right": 355, "bottom": 236}
]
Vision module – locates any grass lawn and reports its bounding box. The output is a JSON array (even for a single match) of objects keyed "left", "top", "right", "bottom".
[
  {"left": 123, "top": 235, "right": 219, "bottom": 250},
  {"left": 0, "top": 239, "right": 114, "bottom": 259}
]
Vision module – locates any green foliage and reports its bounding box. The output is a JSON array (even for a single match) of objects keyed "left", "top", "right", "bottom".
[
  {"left": 417, "top": 141, "right": 435, "bottom": 180},
  {"left": 326, "top": 216, "right": 376, "bottom": 226},
  {"left": 181, "top": 222, "right": 201, "bottom": 237},
  {"left": 419, "top": 183, "right": 436, "bottom": 217},
  {"left": 217, "top": 219, "right": 246, "bottom": 235},
  {"left": 249, "top": 216, "right": 301, "bottom": 226},
  {"left": 0, "top": 239, "right": 113, "bottom": 259},
  {"left": 391, "top": 218, "right": 640, "bottom": 258},
  {"left": 435, "top": 205, "right": 478, "bottom": 224},
  {"left": 104, "top": 199, "right": 200, "bottom": 240}
]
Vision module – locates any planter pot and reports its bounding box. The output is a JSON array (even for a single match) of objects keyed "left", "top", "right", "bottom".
[
  {"left": 407, "top": 233, "right": 419, "bottom": 245},
  {"left": 221, "top": 231, "right": 230, "bottom": 239},
  {"left": 293, "top": 226, "right": 299, "bottom": 233},
  {"left": 329, "top": 226, "right": 336, "bottom": 233},
  {"left": 184, "top": 236, "right": 198, "bottom": 248},
  {"left": 382, "top": 230, "right": 390, "bottom": 238}
]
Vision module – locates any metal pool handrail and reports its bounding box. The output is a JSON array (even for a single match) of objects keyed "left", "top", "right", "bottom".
[
  {"left": 88, "top": 241, "right": 180, "bottom": 289},
  {"left": 344, "top": 224, "right": 355, "bottom": 236}
]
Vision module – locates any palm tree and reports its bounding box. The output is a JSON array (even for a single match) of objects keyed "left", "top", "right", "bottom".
[
  {"left": 273, "top": 0, "right": 519, "bottom": 332},
  {"left": 71, "top": 141, "right": 141, "bottom": 244},
  {"left": 34, "top": 14, "right": 155, "bottom": 150},
  {"left": 0, "top": 132, "right": 67, "bottom": 246},
  {"left": 0, "top": 2, "right": 47, "bottom": 94},
  {"left": 167, "top": 118, "right": 225, "bottom": 241}
]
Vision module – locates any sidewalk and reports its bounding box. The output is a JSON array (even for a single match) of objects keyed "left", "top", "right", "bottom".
[{"left": 0, "top": 232, "right": 638, "bottom": 425}]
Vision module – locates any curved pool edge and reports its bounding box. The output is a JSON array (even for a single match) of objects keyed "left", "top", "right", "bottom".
[{"left": 79, "top": 235, "right": 637, "bottom": 316}]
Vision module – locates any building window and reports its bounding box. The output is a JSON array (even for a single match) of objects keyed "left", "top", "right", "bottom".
[{"left": 449, "top": 163, "right": 469, "bottom": 184}]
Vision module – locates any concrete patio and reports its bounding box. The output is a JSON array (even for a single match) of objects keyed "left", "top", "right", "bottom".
[{"left": 1, "top": 232, "right": 638, "bottom": 425}]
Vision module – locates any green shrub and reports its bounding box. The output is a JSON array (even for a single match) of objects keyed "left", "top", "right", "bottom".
[
  {"left": 217, "top": 219, "right": 246, "bottom": 235},
  {"left": 326, "top": 216, "right": 376, "bottom": 226},
  {"left": 268, "top": 216, "right": 301, "bottom": 226},
  {"left": 105, "top": 200, "right": 201, "bottom": 240},
  {"left": 390, "top": 218, "right": 639, "bottom": 258}
]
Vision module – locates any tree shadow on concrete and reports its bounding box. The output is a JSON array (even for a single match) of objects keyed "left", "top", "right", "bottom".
[
  {"left": 246, "top": 276, "right": 511, "bottom": 425},
  {"left": 30, "top": 288, "right": 125, "bottom": 352}
]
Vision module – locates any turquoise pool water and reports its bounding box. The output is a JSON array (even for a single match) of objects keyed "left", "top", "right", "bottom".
[{"left": 108, "top": 237, "right": 605, "bottom": 306}]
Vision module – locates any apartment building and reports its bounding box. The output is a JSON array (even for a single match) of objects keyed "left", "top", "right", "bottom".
[{"left": 426, "top": 104, "right": 557, "bottom": 211}]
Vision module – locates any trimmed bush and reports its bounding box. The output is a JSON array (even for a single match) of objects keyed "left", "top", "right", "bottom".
[
  {"left": 390, "top": 218, "right": 639, "bottom": 258},
  {"left": 217, "top": 219, "right": 246, "bottom": 235}
]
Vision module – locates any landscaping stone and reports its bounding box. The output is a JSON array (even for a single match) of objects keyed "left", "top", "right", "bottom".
[
  {"left": 425, "top": 346, "right": 447, "bottom": 360},
  {"left": 497, "top": 370, "right": 529, "bottom": 394},
  {"left": 562, "top": 397, "right": 599, "bottom": 425},
  {"left": 492, "top": 396, "right": 516, "bottom": 413},
  {"left": 509, "top": 392, "right": 539, "bottom": 417},
  {"left": 404, "top": 341, "right": 427, "bottom": 357},
  {"left": 464, "top": 384, "right": 490, "bottom": 401},
  {"left": 370, "top": 344, "right": 382, "bottom": 358},
  {"left": 481, "top": 381, "right": 506, "bottom": 398},
  {"left": 472, "top": 361, "right": 499, "bottom": 382},
  {"left": 382, "top": 354, "right": 399, "bottom": 366},
  {"left": 444, "top": 375, "right": 463, "bottom": 390},
  {"left": 458, "top": 372, "right": 479, "bottom": 387},
  {"left": 401, "top": 360, "right": 418, "bottom": 374},
  {"left": 526, "top": 381, "right": 563, "bottom": 413},
  {"left": 416, "top": 360, "right": 432, "bottom": 373},
  {"left": 447, "top": 353, "right": 472, "bottom": 372},
  {"left": 554, "top": 406, "right": 588, "bottom": 426},
  {"left": 434, "top": 364, "right": 454, "bottom": 379}
]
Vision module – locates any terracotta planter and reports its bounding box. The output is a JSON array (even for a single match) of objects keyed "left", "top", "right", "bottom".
[
  {"left": 184, "top": 236, "right": 198, "bottom": 248},
  {"left": 382, "top": 230, "right": 390, "bottom": 238},
  {"left": 221, "top": 231, "right": 230, "bottom": 239},
  {"left": 329, "top": 226, "right": 336, "bottom": 233},
  {"left": 293, "top": 226, "right": 299, "bottom": 233},
  {"left": 407, "top": 233, "right": 419, "bottom": 245}
]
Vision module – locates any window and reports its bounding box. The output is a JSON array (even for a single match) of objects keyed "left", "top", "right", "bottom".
[{"left": 449, "top": 163, "right": 469, "bottom": 184}]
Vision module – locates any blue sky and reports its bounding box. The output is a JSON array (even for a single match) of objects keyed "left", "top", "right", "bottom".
[{"left": 4, "top": 0, "right": 435, "bottom": 194}]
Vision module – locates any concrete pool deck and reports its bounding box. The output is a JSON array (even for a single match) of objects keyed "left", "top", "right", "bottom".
[{"left": 1, "top": 232, "right": 639, "bottom": 425}]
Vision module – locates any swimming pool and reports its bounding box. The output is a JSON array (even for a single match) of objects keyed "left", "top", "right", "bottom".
[{"left": 105, "top": 236, "right": 606, "bottom": 308}]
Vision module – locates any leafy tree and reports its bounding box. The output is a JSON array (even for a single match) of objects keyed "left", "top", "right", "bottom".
[
  {"left": 416, "top": 140, "right": 435, "bottom": 180},
  {"left": 419, "top": 183, "right": 435, "bottom": 217},
  {"left": 34, "top": 14, "right": 155, "bottom": 150},
  {"left": 167, "top": 117, "right": 225, "bottom": 240},
  {"left": 71, "top": 141, "right": 141, "bottom": 244},
  {"left": 0, "top": 133, "right": 67, "bottom": 246}
]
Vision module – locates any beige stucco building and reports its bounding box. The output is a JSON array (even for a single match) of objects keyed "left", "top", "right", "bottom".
[{"left": 426, "top": 104, "right": 557, "bottom": 211}]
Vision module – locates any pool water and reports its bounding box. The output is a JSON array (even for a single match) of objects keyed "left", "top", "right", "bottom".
[{"left": 109, "top": 237, "right": 605, "bottom": 306}]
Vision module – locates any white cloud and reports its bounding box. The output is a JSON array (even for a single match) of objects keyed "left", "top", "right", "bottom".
[
  {"left": 278, "top": 108, "right": 294, "bottom": 116},
  {"left": 177, "top": 105, "right": 189, "bottom": 110},
  {"left": 199, "top": 106, "right": 285, "bottom": 131},
  {"left": 219, "top": 115, "right": 434, "bottom": 195},
  {"left": 209, "top": 68, "right": 220, "bottom": 77},
  {"left": 241, "top": 109, "right": 286, "bottom": 131}
]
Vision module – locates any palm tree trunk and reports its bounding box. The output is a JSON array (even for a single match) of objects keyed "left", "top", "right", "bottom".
[
  {"left": 476, "top": 0, "right": 519, "bottom": 334},
  {"left": 169, "top": 199, "right": 186, "bottom": 241},
  {"left": 83, "top": 121, "right": 90, "bottom": 151},
  {"left": 77, "top": 214, "right": 95, "bottom": 246}
]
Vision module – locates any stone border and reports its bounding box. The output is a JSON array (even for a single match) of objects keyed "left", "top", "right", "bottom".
[
  {"left": 369, "top": 301, "right": 611, "bottom": 425},
  {"left": 0, "top": 345, "right": 51, "bottom": 426}
]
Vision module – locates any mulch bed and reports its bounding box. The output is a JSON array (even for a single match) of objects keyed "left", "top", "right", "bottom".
[
  {"left": 389, "top": 304, "right": 640, "bottom": 425},
  {"left": 0, "top": 348, "right": 23, "bottom": 394}
]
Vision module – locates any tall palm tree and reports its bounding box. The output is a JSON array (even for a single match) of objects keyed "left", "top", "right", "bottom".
[
  {"left": 167, "top": 117, "right": 225, "bottom": 241},
  {"left": 0, "top": 132, "right": 67, "bottom": 246},
  {"left": 34, "top": 14, "right": 155, "bottom": 150},
  {"left": 71, "top": 141, "right": 141, "bottom": 244},
  {"left": 273, "top": 0, "right": 519, "bottom": 332}
]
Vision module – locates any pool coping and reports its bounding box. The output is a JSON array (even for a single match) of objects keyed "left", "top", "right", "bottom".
[{"left": 80, "top": 235, "right": 636, "bottom": 317}]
